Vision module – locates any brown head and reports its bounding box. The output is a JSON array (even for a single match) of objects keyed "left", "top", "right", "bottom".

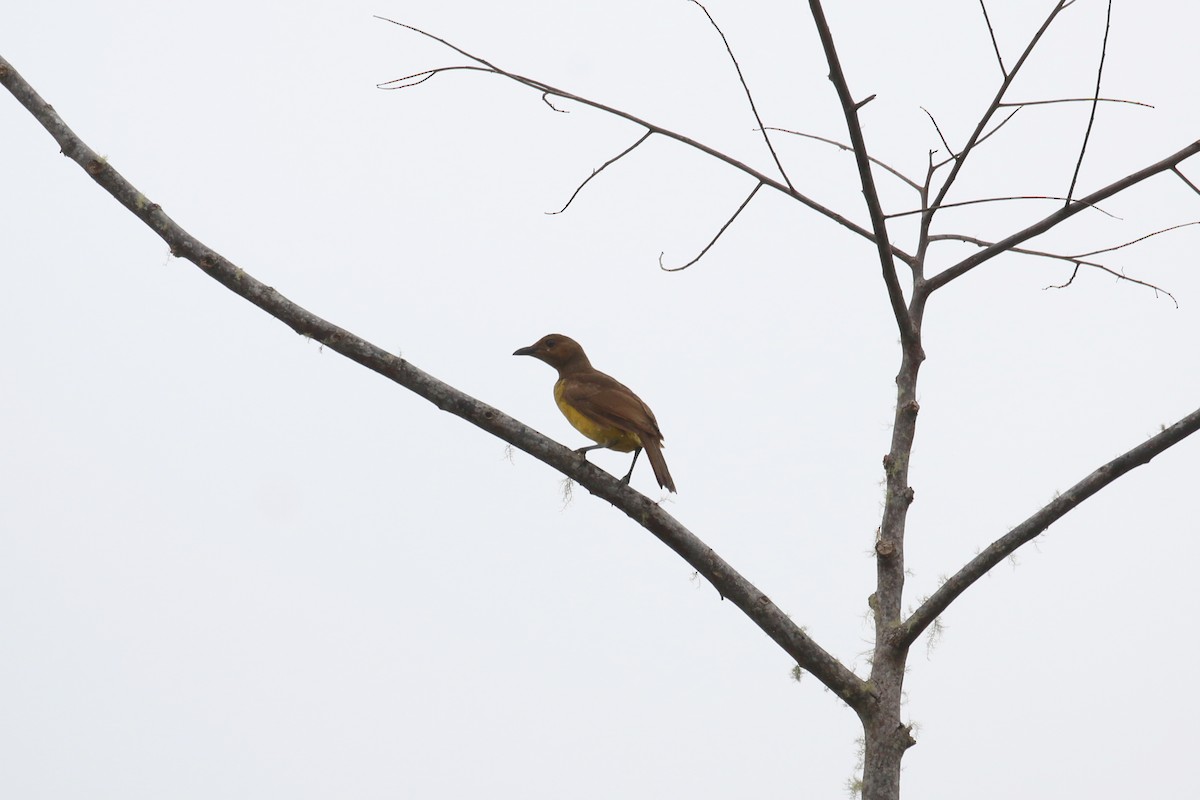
[{"left": 513, "top": 334, "right": 593, "bottom": 374}]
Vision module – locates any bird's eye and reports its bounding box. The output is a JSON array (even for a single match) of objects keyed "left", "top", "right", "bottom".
[{"left": 544, "top": 339, "right": 557, "bottom": 348}]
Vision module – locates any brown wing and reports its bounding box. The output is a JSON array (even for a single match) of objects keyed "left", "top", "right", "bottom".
[{"left": 559, "top": 370, "right": 665, "bottom": 443}]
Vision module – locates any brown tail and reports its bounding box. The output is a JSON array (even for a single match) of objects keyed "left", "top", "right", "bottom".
[{"left": 642, "top": 438, "right": 677, "bottom": 493}]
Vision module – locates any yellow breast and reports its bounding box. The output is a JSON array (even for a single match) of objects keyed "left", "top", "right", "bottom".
[{"left": 554, "top": 380, "right": 642, "bottom": 452}]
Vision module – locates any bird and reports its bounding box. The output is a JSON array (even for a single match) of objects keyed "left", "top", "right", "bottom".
[{"left": 513, "top": 334, "right": 676, "bottom": 493}]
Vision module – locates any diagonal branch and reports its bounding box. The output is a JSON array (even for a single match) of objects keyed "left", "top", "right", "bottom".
[
  {"left": 1173, "top": 167, "right": 1200, "bottom": 197},
  {"left": 0, "top": 53, "right": 875, "bottom": 715},
  {"left": 895, "top": 403, "right": 1200, "bottom": 650},
  {"left": 926, "top": 138, "right": 1200, "bottom": 291},
  {"left": 688, "top": 0, "right": 795, "bottom": 192},
  {"left": 806, "top": 0, "right": 915, "bottom": 347},
  {"left": 761, "top": 127, "right": 921, "bottom": 191},
  {"left": 546, "top": 130, "right": 652, "bottom": 215},
  {"left": 375, "top": 17, "right": 917, "bottom": 269}
]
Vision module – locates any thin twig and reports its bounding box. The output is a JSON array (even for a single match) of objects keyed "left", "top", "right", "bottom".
[
  {"left": 689, "top": 0, "right": 795, "bottom": 192},
  {"left": 1070, "top": 220, "right": 1200, "bottom": 258},
  {"left": 376, "top": 17, "right": 918, "bottom": 268},
  {"left": 922, "top": 107, "right": 954, "bottom": 158},
  {"left": 978, "top": 0, "right": 1006, "bottom": 76},
  {"left": 1173, "top": 167, "right": 1200, "bottom": 197},
  {"left": 377, "top": 65, "right": 496, "bottom": 89},
  {"left": 889, "top": 194, "right": 1119, "bottom": 221},
  {"left": 998, "top": 97, "right": 1153, "bottom": 109},
  {"left": 546, "top": 131, "right": 653, "bottom": 215},
  {"left": 895, "top": 402, "right": 1200, "bottom": 649},
  {"left": 932, "top": 107, "right": 1023, "bottom": 169},
  {"left": 660, "top": 182, "right": 763, "bottom": 272},
  {"left": 930, "top": 233, "right": 1179, "bottom": 305},
  {"left": 1065, "top": 0, "right": 1113, "bottom": 205},
  {"left": 760, "top": 127, "right": 921, "bottom": 190}
]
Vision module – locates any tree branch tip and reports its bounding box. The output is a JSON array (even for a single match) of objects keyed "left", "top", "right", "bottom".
[
  {"left": 854, "top": 94, "right": 877, "bottom": 111},
  {"left": 542, "top": 92, "right": 568, "bottom": 112}
]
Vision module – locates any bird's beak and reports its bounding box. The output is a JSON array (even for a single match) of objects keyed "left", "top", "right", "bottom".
[{"left": 512, "top": 345, "right": 537, "bottom": 357}]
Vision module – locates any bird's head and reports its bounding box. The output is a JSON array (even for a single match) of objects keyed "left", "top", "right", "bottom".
[{"left": 513, "top": 334, "right": 591, "bottom": 372}]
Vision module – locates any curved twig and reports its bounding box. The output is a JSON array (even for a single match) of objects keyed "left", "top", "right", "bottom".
[{"left": 660, "top": 182, "right": 763, "bottom": 272}]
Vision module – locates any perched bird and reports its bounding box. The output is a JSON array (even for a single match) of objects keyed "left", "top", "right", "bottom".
[{"left": 513, "top": 334, "right": 676, "bottom": 493}]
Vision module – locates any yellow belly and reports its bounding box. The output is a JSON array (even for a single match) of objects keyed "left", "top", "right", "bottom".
[{"left": 554, "top": 381, "right": 642, "bottom": 452}]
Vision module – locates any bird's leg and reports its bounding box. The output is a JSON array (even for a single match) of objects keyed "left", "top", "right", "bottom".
[
  {"left": 574, "top": 444, "right": 606, "bottom": 457},
  {"left": 620, "top": 448, "right": 643, "bottom": 485}
]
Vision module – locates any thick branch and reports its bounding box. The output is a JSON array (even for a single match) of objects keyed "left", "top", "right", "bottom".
[
  {"left": 0, "top": 54, "right": 874, "bottom": 714},
  {"left": 926, "top": 139, "right": 1200, "bottom": 291},
  {"left": 895, "top": 404, "right": 1200, "bottom": 650},
  {"left": 806, "top": 0, "right": 916, "bottom": 348}
]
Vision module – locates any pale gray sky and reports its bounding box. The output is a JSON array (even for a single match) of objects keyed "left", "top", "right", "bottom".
[{"left": 2, "top": 2, "right": 1197, "bottom": 798}]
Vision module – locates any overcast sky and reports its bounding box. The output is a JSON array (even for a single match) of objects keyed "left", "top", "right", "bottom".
[{"left": 2, "top": 2, "right": 1197, "bottom": 798}]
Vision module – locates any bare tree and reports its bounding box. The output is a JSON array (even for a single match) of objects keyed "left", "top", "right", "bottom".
[{"left": 2, "top": 2, "right": 1197, "bottom": 798}]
